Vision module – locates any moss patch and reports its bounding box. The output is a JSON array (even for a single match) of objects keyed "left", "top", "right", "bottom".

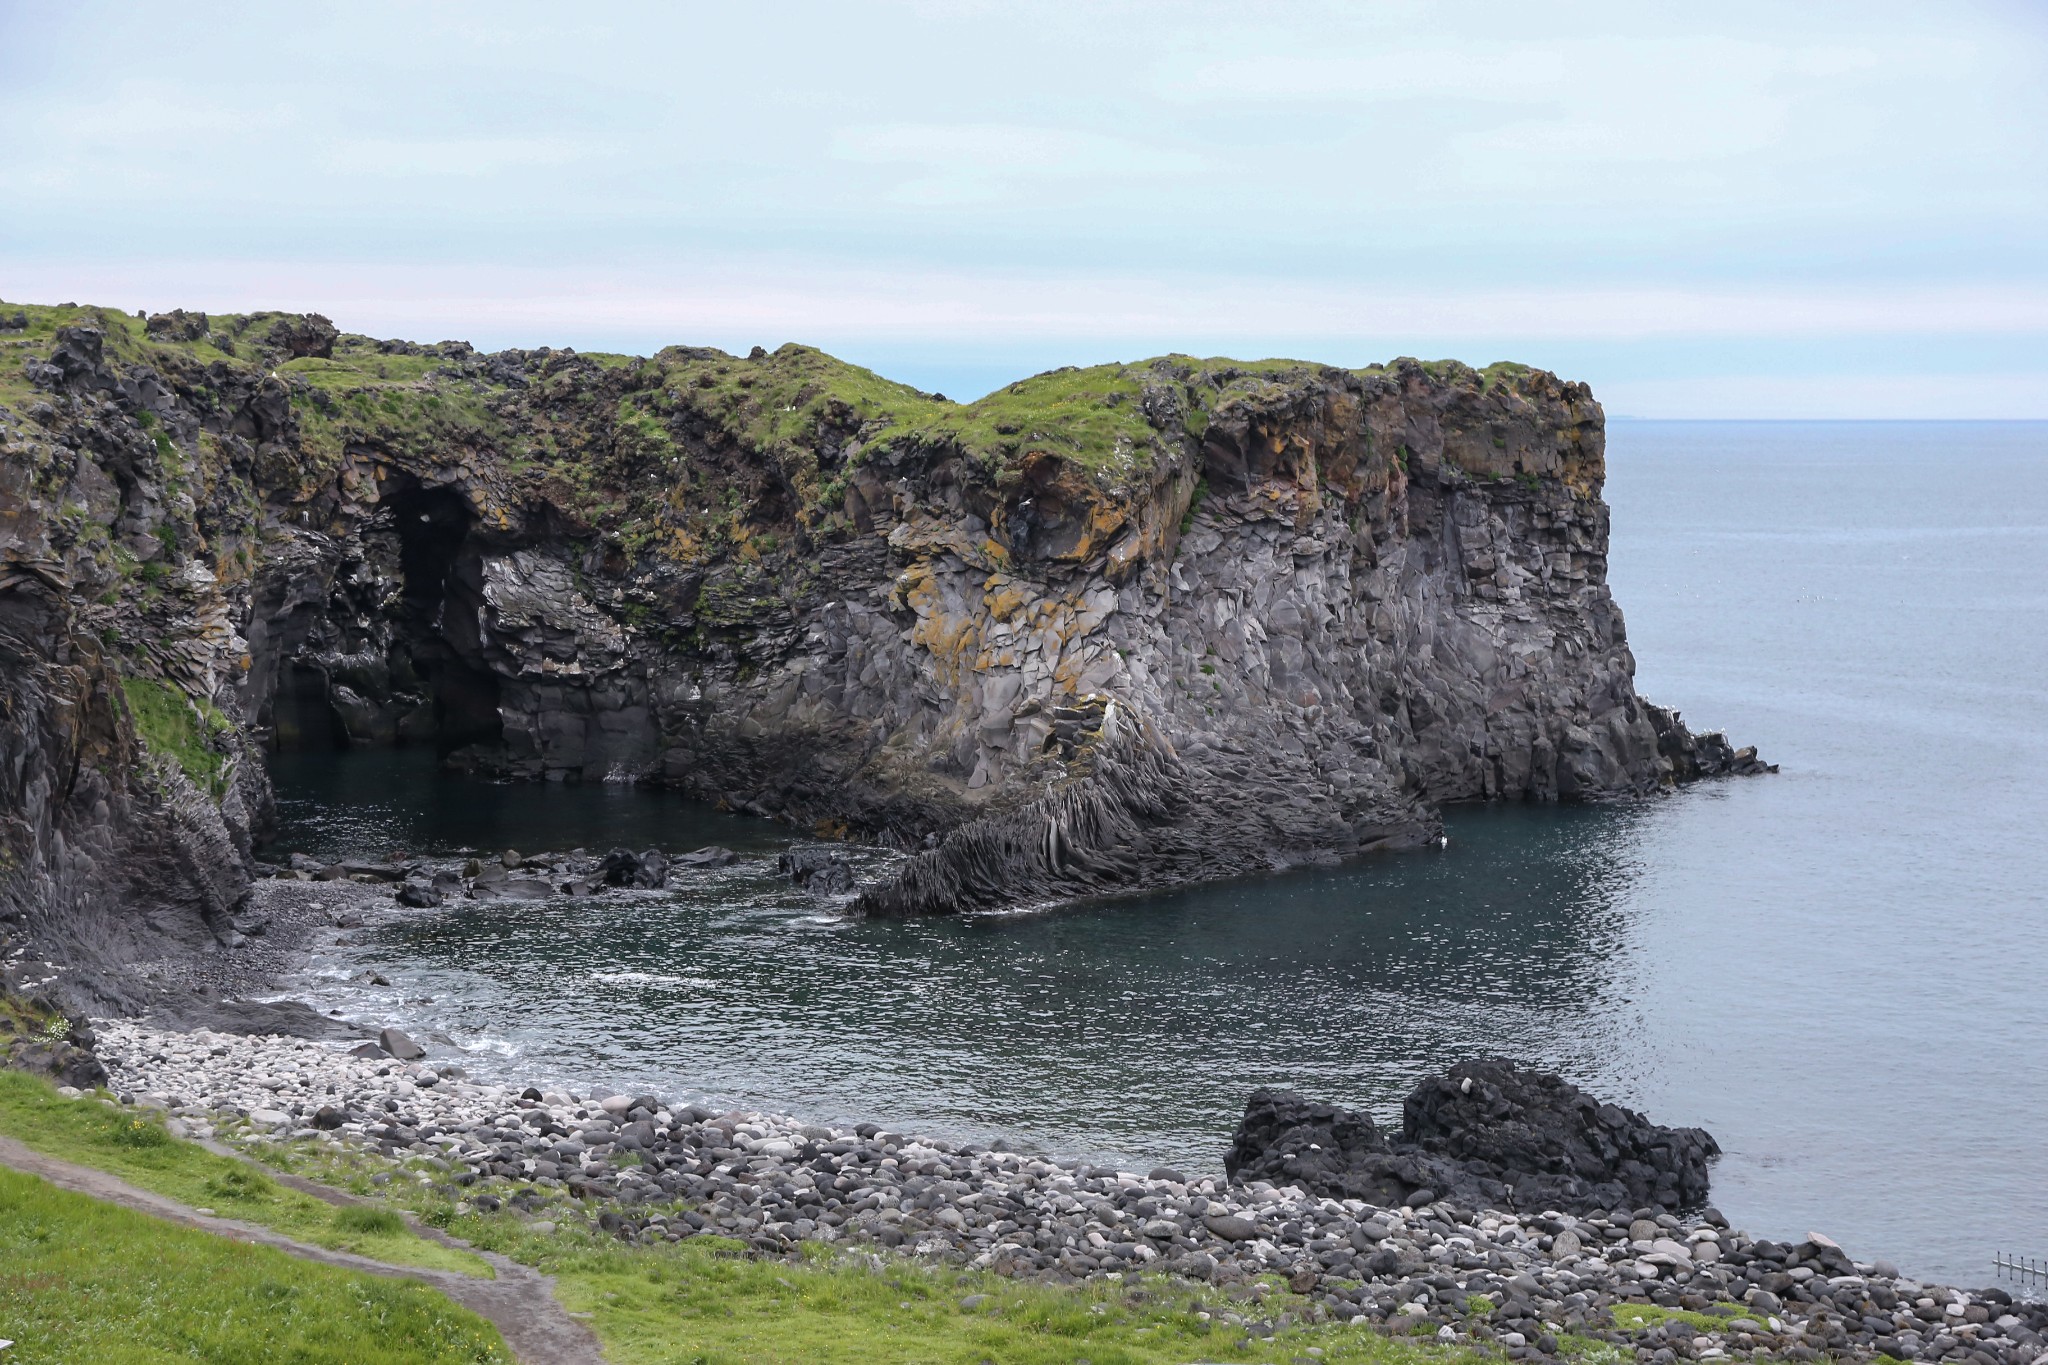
[
  {"left": 1610, "top": 1301, "right": 1755, "bottom": 1333},
  {"left": 118, "top": 676, "right": 231, "bottom": 798}
]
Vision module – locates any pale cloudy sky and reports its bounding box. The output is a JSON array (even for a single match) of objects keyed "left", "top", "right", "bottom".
[{"left": 4, "top": 0, "right": 2046, "bottom": 415}]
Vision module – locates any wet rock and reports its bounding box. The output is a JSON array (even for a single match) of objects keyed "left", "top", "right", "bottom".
[
  {"left": 600, "top": 848, "right": 668, "bottom": 889},
  {"left": 674, "top": 846, "right": 738, "bottom": 868},
  {"left": 471, "top": 879, "right": 553, "bottom": 901},
  {"left": 778, "top": 847, "right": 856, "bottom": 895},
  {"left": 378, "top": 1027, "right": 425, "bottom": 1061},
  {"left": 337, "top": 860, "right": 411, "bottom": 884},
  {"left": 396, "top": 880, "right": 442, "bottom": 908}
]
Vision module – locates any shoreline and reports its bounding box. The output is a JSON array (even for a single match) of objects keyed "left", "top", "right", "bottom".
[{"left": 78, "top": 1017, "right": 2048, "bottom": 1364}]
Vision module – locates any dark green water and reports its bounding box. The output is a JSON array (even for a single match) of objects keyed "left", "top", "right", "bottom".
[{"left": 269, "top": 421, "right": 2048, "bottom": 1286}]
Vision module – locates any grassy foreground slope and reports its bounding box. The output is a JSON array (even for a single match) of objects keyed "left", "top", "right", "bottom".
[
  {"left": 0, "top": 1166, "right": 508, "bottom": 1365},
  {"left": 0, "top": 1070, "right": 1790, "bottom": 1365},
  {"left": 0, "top": 1070, "right": 488, "bottom": 1276},
  {"left": 268, "top": 1138, "right": 1512, "bottom": 1365}
]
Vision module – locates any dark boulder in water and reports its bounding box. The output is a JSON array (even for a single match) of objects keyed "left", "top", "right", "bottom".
[
  {"left": 1226, "top": 1059, "right": 1719, "bottom": 1215},
  {"left": 778, "top": 846, "right": 856, "bottom": 895},
  {"left": 600, "top": 848, "right": 668, "bottom": 889},
  {"left": 395, "top": 879, "right": 443, "bottom": 908}
]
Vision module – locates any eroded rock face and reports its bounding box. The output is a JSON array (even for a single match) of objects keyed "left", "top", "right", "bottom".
[
  {"left": 1224, "top": 1061, "right": 1721, "bottom": 1215},
  {"left": 0, "top": 303, "right": 1766, "bottom": 1007}
]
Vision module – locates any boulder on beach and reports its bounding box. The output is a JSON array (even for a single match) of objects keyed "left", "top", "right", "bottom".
[{"left": 1225, "top": 1058, "right": 1720, "bottom": 1215}]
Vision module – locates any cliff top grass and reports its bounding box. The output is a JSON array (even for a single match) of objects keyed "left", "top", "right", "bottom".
[
  {"left": 1, "top": 296, "right": 1583, "bottom": 552},
  {"left": 0, "top": 1166, "right": 510, "bottom": 1365},
  {"left": 2, "top": 298, "right": 1567, "bottom": 479},
  {"left": 0, "top": 1069, "right": 490, "bottom": 1277}
]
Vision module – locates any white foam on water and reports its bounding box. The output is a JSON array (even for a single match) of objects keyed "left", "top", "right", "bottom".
[
  {"left": 451, "top": 1032, "right": 523, "bottom": 1059},
  {"left": 591, "top": 970, "right": 711, "bottom": 988}
]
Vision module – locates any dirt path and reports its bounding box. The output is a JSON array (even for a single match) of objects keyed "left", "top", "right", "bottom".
[{"left": 0, "top": 1134, "right": 606, "bottom": 1365}]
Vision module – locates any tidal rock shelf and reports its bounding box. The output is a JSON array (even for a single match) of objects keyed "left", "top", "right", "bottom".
[{"left": 86, "top": 1022, "right": 2046, "bottom": 1363}]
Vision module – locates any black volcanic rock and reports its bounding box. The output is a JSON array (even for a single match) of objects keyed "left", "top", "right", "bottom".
[
  {"left": 1226, "top": 1060, "right": 1720, "bottom": 1215},
  {"left": 600, "top": 848, "right": 668, "bottom": 889}
]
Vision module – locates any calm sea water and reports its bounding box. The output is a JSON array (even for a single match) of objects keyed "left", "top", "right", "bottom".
[{"left": 266, "top": 421, "right": 2048, "bottom": 1287}]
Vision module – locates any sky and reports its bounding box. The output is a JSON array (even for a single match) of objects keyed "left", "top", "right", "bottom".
[{"left": 4, "top": 0, "right": 2046, "bottom": 416}]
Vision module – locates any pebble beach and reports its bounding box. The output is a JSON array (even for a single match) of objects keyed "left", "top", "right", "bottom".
[{"left": 88, "top": 1020, "right": 2048, "bottom": 1365}]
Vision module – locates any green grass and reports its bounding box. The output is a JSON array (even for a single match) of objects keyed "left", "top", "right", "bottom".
[
  {"left": 118, "top": 676, "right": 232, "bottom": 798},
  {"left": 252, "top": 1138, "right": 1479, "bottom": 1365},
  {"left": 1610, "top": 1301, "right": 1758, "bottom": 1333},
  {"left": 279, "top": 350, "right": 447, "bottom": 384},
  {"left": 0, "top": 1165, "right": 509, "bottom": 1365},
  {"left": 440, "top": 1229, "right": 1452, "bottom": 1365},
  {"left": 0, "top": 1071, "right": 489, "bottom": 1277},
  {"left": 891, "top": 364, "right": 1159, "bottom": 475}
]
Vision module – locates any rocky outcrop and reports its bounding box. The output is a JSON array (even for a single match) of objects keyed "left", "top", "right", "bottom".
[
  {"left": 1225, "top": 1061, "right": 1721, "bottom": 1215},
  {"left": 0, "top": 299, "right": 1766, "bottom": 1006},
  {"left": 0, "top": 995, "right": 107, "bottom": 1089}
]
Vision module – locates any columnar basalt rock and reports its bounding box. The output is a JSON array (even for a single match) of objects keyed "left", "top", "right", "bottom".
[{"left": 0, "top": 300, "right": 1766, "bottom": 1006}]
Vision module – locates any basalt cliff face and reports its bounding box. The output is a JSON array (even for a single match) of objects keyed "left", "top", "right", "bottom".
[{"left": 0, "top": 301, "right": 1764, "bottom": 1008}]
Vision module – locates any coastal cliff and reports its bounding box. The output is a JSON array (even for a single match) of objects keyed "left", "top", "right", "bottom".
[{"left": 0, "top": 301, "right": 1764, "bottom": 1008}]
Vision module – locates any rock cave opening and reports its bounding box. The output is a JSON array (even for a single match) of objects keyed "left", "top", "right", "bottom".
[
  {"left": 268, "top": 663, "right": 353, "bottom": 751},
  {"left": 260, "top": 485, "right": 505, "bottom": 762},
  {"left": 386, "top": 485, "right": 504, "bottom": 760}
]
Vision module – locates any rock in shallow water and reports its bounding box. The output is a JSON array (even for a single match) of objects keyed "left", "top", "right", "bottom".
[
  {"left": 600, "top": 848, "right": 668, "bottom": 889},
  {"left": 778, "top": 846, "right": 856, "bottom": 895},
  {"left": 377, "top": 1027, "right": 424, "bottom": 1061}
]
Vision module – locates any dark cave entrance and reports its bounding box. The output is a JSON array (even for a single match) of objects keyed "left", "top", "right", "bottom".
[
  {"left": 265, "top": 485, "right": 503, "bottom": 758},
  {"left": 269, "top": 663, "right": 352, "bottom": 751},
  {"left": 388, "top": 485, "right": 503, "bottom": 758}
]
